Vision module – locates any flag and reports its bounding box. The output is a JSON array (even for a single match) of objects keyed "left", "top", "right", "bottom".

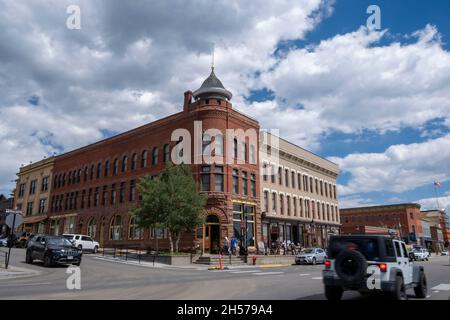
[{"left": 434, "top": 181, "right": 441, "bottom": 188}]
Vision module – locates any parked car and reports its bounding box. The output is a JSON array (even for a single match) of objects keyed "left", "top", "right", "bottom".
[
  {"left": 323, "top": 235, "right": 427, "bottom": 300},
  {"left": 63, "top": 234, "right": 100, "bottom": 253},
  {"left": 411, "top": 248, "right": 429, "bottom": 261},
  {"left": 295, "top": 247, "right": 327, "bottom": 265},
  {"left": 14, "top": 231, "right": 31, "bottom": 248},
  {"left": 0, "top": 235, "right": 8, "bottom": 247},
  {"left": 26, "top": 235, "right": 82, "bottom": 267}
]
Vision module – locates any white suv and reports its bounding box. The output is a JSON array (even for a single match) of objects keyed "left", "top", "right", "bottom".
[
  {"left": 63, "top": 234, "right": 100, "bottom": 253},
  {"left": 323, "top": 235, "right": 427, "bottom": 300}
]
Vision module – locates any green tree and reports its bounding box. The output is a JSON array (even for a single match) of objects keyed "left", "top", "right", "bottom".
[{"left": 131, "top": 163, "right": 207, "bottom": 253}]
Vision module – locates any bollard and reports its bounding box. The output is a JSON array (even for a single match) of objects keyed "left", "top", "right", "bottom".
[
  {"left": 219, "top": 253, "right": 223, "bottom": 270},
  {"left": 252, "top": 255, "right": 257, "bottom": 265}
]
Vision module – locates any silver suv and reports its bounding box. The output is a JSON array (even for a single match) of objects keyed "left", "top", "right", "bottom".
[
  {"left": 295, "top": 247, "right": 327, "bottom": 265},
  {"left": 323, "top": 235, "right": 427, "bottom": 300}
]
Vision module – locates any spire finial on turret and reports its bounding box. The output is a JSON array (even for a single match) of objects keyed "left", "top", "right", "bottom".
[{"left": 211, "top": 43, "right": 215, "bottom": 72}]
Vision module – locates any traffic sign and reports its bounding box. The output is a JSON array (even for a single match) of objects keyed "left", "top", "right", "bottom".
[{"left": 5, "top": 211, "right": 23, "bottom": 229}]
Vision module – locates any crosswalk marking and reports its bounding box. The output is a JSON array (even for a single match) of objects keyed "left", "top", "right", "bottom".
[
  {"left": 231, "top": 270, "right": 261, "bottom": 274},
  {"left": 299, "top": 274, "right": 311, "bottom": 276},
  {"left": 311, "top": 277, "right": 323, "bottom": 280},
  {"left": 430, "top": 284, "right": 450, "bottom": 291}
]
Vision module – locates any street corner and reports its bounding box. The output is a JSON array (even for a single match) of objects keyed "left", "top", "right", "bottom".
[
  {"left": 0, "top": 265, "right": 41, "bottom": 280},
  {"left": 259, "top": 264, "right": 292, "bottom": 269}
]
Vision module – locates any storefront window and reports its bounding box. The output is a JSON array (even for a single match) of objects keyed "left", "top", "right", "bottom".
[{"left": 232, "top": 202, "right": 255, "bottom": 247}]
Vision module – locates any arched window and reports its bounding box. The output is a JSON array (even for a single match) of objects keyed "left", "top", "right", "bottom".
[
  {"left": 215, "top": 134, "right": 223, "bottom": 156},
  {"left": 152, "top": 147, "right": 158, "bottom": 166},
  {"left": 202, "top": 134, "right": 211, "bottom": 156},
  {"left": 122, "top": 155, "right": 128, "bottom": 173},
  {"left": 141, "top": 150, "right": 147, "bottom": 168},
  {"left": 131, "top": 153, "right": 137, "bottom": 170},
  {"left": 84, "top": 166, "right": 88, "bottom": 181},
  {"left": 128, "top": 216, "right": 144, "bottom": 240},
  {"left": 110, "top": 215, "right": 122, "bottom": 240},
  {"left": 97, "top": 162, "right": 101, "bottom": 179},
  {"left": 113, "top": 158, "right": 118, "bottom": 175},
  {"left": 87, "top": 218, "right": 96, "bottom": 239},
  {"left": 163, "top": 144, "right": 170, "bottom": 163},
  {"left": 233, "top": 138, "right": 238, "bottom": 159},
  {"left": 104, "top": 160, "right": 110, "bottom": 177}
]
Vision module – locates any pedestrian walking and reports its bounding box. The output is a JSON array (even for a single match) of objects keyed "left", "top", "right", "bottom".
[
  {"left": 231, "top": 237, "right": 237, "bottom": 256},
  {"left": 223, "top": 236, "right": 229, "bottom": 255}
]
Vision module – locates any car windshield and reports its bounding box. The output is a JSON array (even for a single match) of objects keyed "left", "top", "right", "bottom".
[
  {"left": 329, "top": 238, "right": 381, "bottom": 261},
  {"left": 62, "top": 235, "right": 74, "bottom": 240},
  {"left": 46, "top": 237, "right": 73, "bottom": 246},
  {"left": 302, "top": 249, "right": 314, "bottom": 254}
]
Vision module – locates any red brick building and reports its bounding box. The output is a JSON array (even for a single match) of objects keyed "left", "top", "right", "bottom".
[
  {"left": 47, "top": 68, "right": 260, "bottom": 253},
  {"left": 340, "top": 203, "right": 423, "bottom": 245}
]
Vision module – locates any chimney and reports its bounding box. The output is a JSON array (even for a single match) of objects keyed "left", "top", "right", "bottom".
[{"left": 183, "top": 91, "right": 193, "bottom": 112}]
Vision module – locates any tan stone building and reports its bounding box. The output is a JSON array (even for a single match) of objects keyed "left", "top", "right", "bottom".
[
  {"left": 259, "top": 132, "right": 340, "bottom": 250},
  {"left": 14, "top": 157, "right": 55, "bottom": 234}
]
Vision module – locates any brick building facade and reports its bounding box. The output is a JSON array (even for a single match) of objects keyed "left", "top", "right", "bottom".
[
  {"left": 46, "top": 69, "right": 260, "bottom": 253},
  {"left": 340, "top": 203, "right": 423, "bottom": 245}
]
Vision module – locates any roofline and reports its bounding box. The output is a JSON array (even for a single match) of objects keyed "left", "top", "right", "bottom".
[
  {"left": 264, "top": 132, "right": 339, "bottom": 168},
  {"left": 56, "top": 111, "right": 184, "bottom": 159},
  {"left": 340, "top": 203, "right": 422, "bottom": 212}
]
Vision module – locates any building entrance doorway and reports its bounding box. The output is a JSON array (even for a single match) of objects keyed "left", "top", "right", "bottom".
[{"left": 203, "top": 215, "right": 220, "bottom": 254}]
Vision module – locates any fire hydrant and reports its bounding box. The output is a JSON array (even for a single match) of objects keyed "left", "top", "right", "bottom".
[{"left": 252, "top": 256, "right": 257, "bottom": 265}]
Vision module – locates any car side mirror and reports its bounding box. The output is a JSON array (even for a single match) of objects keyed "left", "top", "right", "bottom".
[{"left": 40, "top": 241, "right": 46, "bottom": 245}]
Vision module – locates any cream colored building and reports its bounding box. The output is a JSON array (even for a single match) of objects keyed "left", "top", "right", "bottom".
[
  {"left": 14, "top": 157, "right": 55, "bottom": 234},
  {"left": 260, "top": 132, "right": 340, "bottom": 249}
]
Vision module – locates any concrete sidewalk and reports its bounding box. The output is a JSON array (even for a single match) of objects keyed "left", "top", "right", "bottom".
[
  {"left": 0, "top": 266, "right": 41, "bottom": 280},
  {"left": 92, "top": 255, "right": 293, "bottom": 271}
]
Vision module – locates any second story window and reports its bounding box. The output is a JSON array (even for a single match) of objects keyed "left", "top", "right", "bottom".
[
  {"left": 214, "top": 166, "right": 224, "bottom": 192},
  {"left": 263, "top": 191, "right": 269, "bottom": 211},
  {"left": 111, "top": 183, "right": 116, "bottom": 205},
  {"left": 29, "top": 179, "right": 37, "bottom": 195},
  {"left": 250, "top": 173, "right": 256, "bottom": 197},
  {"left": 285, "top": 169, "right": 289, "bottom": 187},
  {"left": 242, "top": 171, "right": 248, "bottom": 195},
  {"left": 200, "top": 166, "right": 211, "bottom": 192},
  {"left": 291, "top": 172, "right": 295, "bottom": 189},
  {"left": 278, "top": 167, "right": 282, "bottom": 185},
  {"left": 271, "top": 165, "right": 276, "bottom": 183},
  {"left": 41, "top": 176, "right": 49, "bottom": 192},
  {"left": 84, "top": 166, "right": 88, "bottom": 181},
  {"left": 94, "top": 187, "right": 99, "bottom": 207},
  {"left": 26, "top": 201, "right": 33, "bottom": 216},
  {"left": 119, "top": 182, "right": 125, "bottom": 203},
  {"left": 232, "top": 169, "right": 239, "bottom": 193},
  {"left": 129, "top": 180, "right": 136, "bottom": 201},
  {"left": 90, "top": 165, "right": 94, "bottom": 180},
  {"left": 272, "top": 192, "right": 276, "bottom": 211},
  {"left": 102, "top": 186, "right": 107, "bottom": 206}
]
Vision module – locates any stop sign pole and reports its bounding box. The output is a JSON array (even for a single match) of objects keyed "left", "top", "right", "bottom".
[{"left": 5, "top": 210, "right": 23, "bottom": 269}]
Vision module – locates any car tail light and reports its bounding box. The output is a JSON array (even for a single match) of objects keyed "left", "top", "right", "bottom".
[
  {"left": 378, "top": 263, "right": 387, "bottom": 272},
  {"left": 325, "top": 260, "right": 331, "bottom": 269}
]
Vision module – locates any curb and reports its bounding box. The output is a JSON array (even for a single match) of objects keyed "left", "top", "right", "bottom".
[{"left": 0, "top": 266, "right": 41, "bottom": 280}]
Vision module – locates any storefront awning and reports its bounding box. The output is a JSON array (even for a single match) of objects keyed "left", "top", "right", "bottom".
[{"left": 23, "top": 215, "right": 48, "bottom": 224}]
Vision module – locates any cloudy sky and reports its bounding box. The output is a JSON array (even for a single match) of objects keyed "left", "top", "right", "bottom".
[{"left": 1, "top": 0, "right": 450, "bottom": 212}]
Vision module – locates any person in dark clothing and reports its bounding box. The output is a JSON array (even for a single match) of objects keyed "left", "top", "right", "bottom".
[{"left": 231, "top": 237, "right": 237, "bottom": 256}]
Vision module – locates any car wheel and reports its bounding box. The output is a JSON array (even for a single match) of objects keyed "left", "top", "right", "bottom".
[
  {"left": 25, "top": 250, "right": 33, "bottom": 264},
  {"left": 392, "top": 275, "right": 408, "bottom": 300},
  {"left": 312, "top": 258, "right": 316, "bottom": 265},
  {"left": 74, "top": 260, "right": 81, "bottom": 267},
  {"left": 93, "top": 246, "right": 98, "bottom": 254},
  {"left": 414, "top": 272, "right": 427, "bottom": 299},
  {"left": 43, "top": 254, "right": 53, "bottom": 268},
  {"left": 325, "top": 285, "right": 343, "bottom": 301}
]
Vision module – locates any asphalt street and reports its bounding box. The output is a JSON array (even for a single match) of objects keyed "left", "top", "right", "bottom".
[{"left": 0, "top": 248, "right": 449, "bottom": 300}]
